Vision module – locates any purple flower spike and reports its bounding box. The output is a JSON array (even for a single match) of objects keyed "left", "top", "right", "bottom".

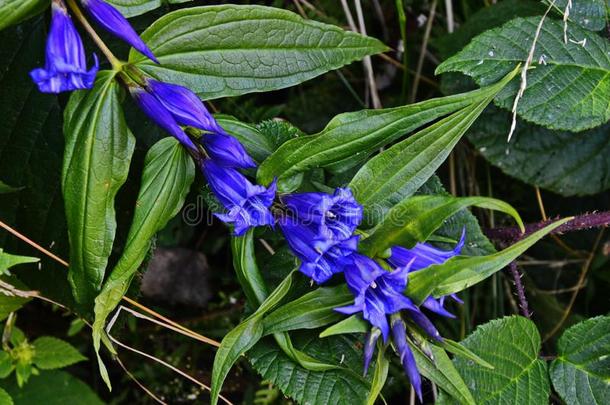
[
  {"left": 283, "top": 188, "right": 362, "bottom": 241},
  {"left": 81, "top": 0, "right": 158, "bottom": 63},
  {"left": 203, "top": 160, "right": 275, "bottom": 236},
  {"left": 391, "top": 317, "right": 422, "bottom": 401},
  {"left": 129, "top": 87, "right": 198, "bottom": 152},
  {"left": 30, "top": 1, "right": 98, "bottom": 93}
]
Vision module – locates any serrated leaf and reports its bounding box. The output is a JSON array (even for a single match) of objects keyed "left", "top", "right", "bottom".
[
  {"left": 92, "top": 137, "right": 194, "bottom": 390},
  {"left": 0, "top": 370, "right": 103, "bottom": 405},
  {"left": 31, "top": 337, "right": 86, "bottom": 370},
  {"left": 437, "top": 17, "right": 610, "bottom": 132},
  {"left": 438, "top": 316, "right": 550, "bottom": 405},
  {"left": 63, "top": 71, "right": 135, "bottom": 308},
  {"left": 407, "top": 218, "right": 570, "bottom": 304},
  {"left": 469, "top": 107, "right": 610, "bottom": 196},
  {"left": 130, "top": 5, "right": 388, "bottom": 100},
  {"left": 0, "top": 249, "right": 39, "bottom": 275},
  {"left": 262, "top": 285, "right": 353, "bottom": 335},
  {"left": 546, "top": 0, "right": 607, "bottom": 31},
  {"left": 350, "top": 79, "right": 511, "bottom": 226},
  {"left": 257, "top": 86, "right": 495, "bottom": 189},
  {"left": 0, "top": 0, "right": 48, "bottom": 31},
  {"left": 550, "top": 315, "right": 610, "bottom": 405},
  {"left": 359, "top": 195, "right": 523, "bottom": 257}
]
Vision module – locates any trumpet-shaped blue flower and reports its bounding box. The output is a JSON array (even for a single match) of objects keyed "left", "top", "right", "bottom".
[
  {"left": 279, "top": 218, "right": 358, "bottom": 283},
  {"left": 146, "top": 80, "right": 255, "bottom": 168},
  {"left": 30, "top": 1, "right": 98, "bottom": 93},
  {"left": 283, "top": 188, "right": 362, "bottom": 241},
  {"left": 203, "top": 160, "right": 276, "bottom": 236},
  {"left": 388, "top": 230, "right": 465, "bottom": 318},
  {"left": 81, "top": 0, "right": 158, "bottom": 63},
  {"left": 129, "top": 87, "right": 198, "bottom": 152}
]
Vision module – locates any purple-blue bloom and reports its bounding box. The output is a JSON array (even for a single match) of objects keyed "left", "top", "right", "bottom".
[
  {"left": 80, "top": 0, "right": 158, "bottom": 63},
  {"left": 30, "top": 1, "right": 98, "bottom": 93},
  {"left": 146, "top": 80, "right": 255, "bottom": 168},
  {"left": 129, "top": 87, "right": 198, "bottom": 152},
  {"left": 392, "top": 317, "right": 422, "bottom": 401},
  {"left": 279, "top": 218, "right": 358, "bottom": 283},
  {"left": 203, "top": 160, "right": 276, "bottom": 236},
  {"left": 283, "top": 188, "right": 362, "bottom": 241},
  {"left": 388, "top": 230, "right": 466, "bottom": 318}
]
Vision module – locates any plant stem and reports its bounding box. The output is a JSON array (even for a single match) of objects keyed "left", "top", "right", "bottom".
[
  {"left": 509, "top": 262, "right": 531, "bottom": 318},
  {"left": 65, "top": 0, "right": 123, "bottom": 70}
]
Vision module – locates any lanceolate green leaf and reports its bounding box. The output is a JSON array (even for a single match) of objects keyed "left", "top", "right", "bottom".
[
  {"left": 230, "top": 231, "right": 269, "bottom": 306},
  {"left": 350, "top": 67, "right": 517, "bottom": 224},
  {"left": 438, "top": 316, "right": 550, "bottom": 405},
  {"left": 92, "top": 137, "right": 194, "bottom": 390},
  {"left": 257, "top": 86, "right": 497, "bottom": 188},
  {"left": 63, "top": 71, "right": 135, "bottom": 308},
  {"left": 130, "top": 5, "right": 388, "bottom": 100},
  {"left": 0, "top": 0, "right": 47, "bottom": 31},
  {"left": 106, "top": 0, "right": 193, "bottom": 18},
  {"left": 0, "top": 249, "right": 39, "bottom": 275},
  {"left": 407, "top": 218, "right": 570, "bottom": 304},
  {"left": 366, "top": 347, "right": 389, "bottom": 405},
  {"left": 550, "top": 315, "right": 610, "bottom": 405},
  {"left": 437, "top": 17, "right": 610, "bottom": 132},
  {"left": 359, "top": 195, "right": 523, "bottom": 257},
  {"left": 319, "top": 314, "right": 368, "bottom": 338}
]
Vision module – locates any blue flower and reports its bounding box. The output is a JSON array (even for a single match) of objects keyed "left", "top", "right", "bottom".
[
  {"left": 279, "top": 218, "right": 358, "bottom": 283},
  {"left": 282, "top": 188, "right": 362, "bottom": 241},
  {"left": 129, "top": 87, "right": 198, "bottom": 152},
  {"left": 388, "top": 230, "right": 465, "bottom": 318},
  {"left": 30, "top": 1, "right": 98, "bottom": 93},
  {"left": 81, "top": 0, "right": 158, "bottom": 63},
  {"left": 146, "top": 79, "right": 255, "bottom": 168},
  {"left": 392, "top": 317, "right": 422, "bottom": 401},
  {"left": 203, "top": 159, "right": 276, "bottom": 236}
]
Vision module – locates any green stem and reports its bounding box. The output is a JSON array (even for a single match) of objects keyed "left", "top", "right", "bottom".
[{"left": 65, "top": 0, "right": 123, "bottom": 70}]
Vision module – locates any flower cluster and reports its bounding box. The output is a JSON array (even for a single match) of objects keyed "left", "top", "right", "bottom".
[{"left": 29, "top": 3, "right": 466, "bottom": 399}]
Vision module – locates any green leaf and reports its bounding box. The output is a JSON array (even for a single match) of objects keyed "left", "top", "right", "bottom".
[
  {"left": 0, "top": 277, "right": 32, "bottom": 322},
  {"left": 62, "top": 71, "right": 135, "bottom": 308},
  {"left": 211, "top": 316, "right": 264, "bottom": 405},
  {"left": 546, "top": 0, "right": 607, "bottom": 31},
  {"left": 437, "top": 17, "right": 610, "bottom": 132},
  {"left": 31, "top": 337, "right": 86, "bottom": 370},
  {"left": 439, "top": 338, "right": 494, "bottom": 369},
  {"left": 407, "top": 218, "right": 570, "bottom": 304},
  {"left": 366, "top": 346, "right": 388, "bottom": 405},
  {"left": 230, "top": 230, "right": 270, "bottom": 307},
  {"left": 411, "top": 343, "right": 475, "bottom": 405},
  {"left": 319, "top": 314, "right": 368, "bottom": 338},
  {"left": 0, "top": 370, "right": 104, "bottom": 405},
  {"left": 257, "top": 86, "right": 497, "bottom": 188},
  {"left": 249, "top": 333, "right": 371, "bottom": 404},
  {"left": 350, "top": 71, "right": 515, "bottom": 225},
  {"left": 262, "top": 285, "right": 353, "bottom": 335},
  {"left": 550, "top": 315, "right": 610, "bottom": 405},
  {"left": 0, "top": 387, "right": 11, "bottom": 405},
  {"left": 438, "top": 316, "right": 550, "bottom": 405},
  {"left": 92, "top": 137, "right": 194, "bottom": 390},
  {"left": 0, "top": 181, "right": 22, "bottom": 195},
  {"left": 130, "top": 5, "right": 388, "bottom": 100},
  {"left": 360, "top": 195, "right": 523, "bottom": 257},
  {"left": 106, "top": 0, "right": 193, "bottom": 18},
  {"left": 215, "top": 115, "right": 274, "bottom": 164},
  {"left": 0, "top": 250, "right": 39, "bottom": 275},
  {"left": 0, "top": 0, "right": 48, "bottom": 31},
  {"left": 0, "top": 351, "right": 13, "bottom": 379},
  {"left": 469, "top": 107, "right": 610, "bottom": 196}
]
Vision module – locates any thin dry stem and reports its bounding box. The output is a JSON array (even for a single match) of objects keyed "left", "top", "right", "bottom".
[
  {"left": 353, "top": 0, "right": 382, "bottom": 109},
  {"left": 410, "top": 0, "right": 438, "bottom": 103}
]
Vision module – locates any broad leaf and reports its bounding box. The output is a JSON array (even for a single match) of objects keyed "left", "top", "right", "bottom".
[
  {"left": 92, "top": 137, "right": 194, "bottom": 389},
  {"left": 257, "top": 86, "right": 497, "bottom": 188},
  {"left": 550, "top": 315, "right": 610, "bottom": 405},
  {"left": 130, "top": 5, "right": 388, "bottom": 100},
  {"left": 469, "top": 107, "right": 610, "bottom": 196},
  {"left": 359, "top": 195, "right": 523, "bottom": 257},
  {"left": 32, "top": 337, "right": 86, "bottom": 370},
  {"left": 0, "top": 370, "right": 103, "bottom": 405},
  {"left": 547, "top": 0, "right": 607, "bottom": 31},
  {"left": 350, "top": 69, "right": 517, "bottom": 224},
  {"left": 437, "top": 17, "right": 610, "bottom": 132},
  {"left": 106, "top": 0, "right": 193, "bottom": 18},
  {"left": 407, "top": 218, "right": 570, "bottom": 304},
  {"left": 63, "top": 71, "right": 135, "bottom": 308},
  {"left": 438, "top": 316, "right": 550, "bottom": 405},
  {"left": 0, "top": 250, "right": 39, "bottom": 275},
  {"left": 0, "top": 0, "right": 47, "bottom": 31}
]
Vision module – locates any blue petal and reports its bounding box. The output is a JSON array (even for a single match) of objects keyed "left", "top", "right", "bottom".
[
  {"left": 422, "top": 296, "right": 456, "bottom": 318},
  {"left": 389, "top": 229, "right": 465, "bottom": 271},
  {"left": 406, "top": 307, "right": 442, "bottom": 342},
  {"left": 81, "top": 0, "right": 158, "bottom": 63},
  {"left": 391, "top": 319, "right": 422, "bottom": 401},
  {"left": 202, "top": 133, "right": 256, "bottom": 169},
  {"left": 30, "top": 2, "right": 98, "bottom": 93},
  {"left": 130, "top": 87, "right": 197, "bottom": 152},
  {"left": 363, "top": 329, "right": 380, "bottom": 376}
]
